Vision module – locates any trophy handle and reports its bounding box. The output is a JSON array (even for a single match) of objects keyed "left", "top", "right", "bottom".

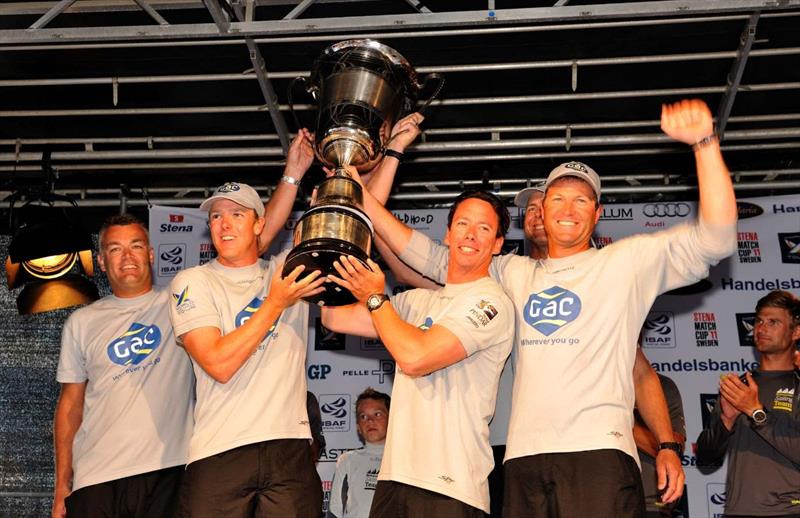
[
  {"left": 416, "top": 73, "right": 445, "bottom": 115},
  {"left": 287, "top": 76, "right": 318, "bottom": 132}
]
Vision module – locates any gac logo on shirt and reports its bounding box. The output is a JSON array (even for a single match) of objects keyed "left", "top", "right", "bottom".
[
  {"left": 523, "top": 286, "right": 581, "bottom": 336},
  {"left": 236, "top": 297, "right": 277, "bottom": 338},
  {"left": 107, "top": 323, "right": 162, "bottom": 366}
]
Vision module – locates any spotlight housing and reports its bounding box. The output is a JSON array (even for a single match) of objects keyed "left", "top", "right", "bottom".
[{"left": 5, "top": 182, "right": 98, "bottom": 315}]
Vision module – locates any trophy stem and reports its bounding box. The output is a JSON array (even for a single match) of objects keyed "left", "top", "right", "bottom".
[{"left": 333, "top": 166, "right": 352, "bottom": 178}]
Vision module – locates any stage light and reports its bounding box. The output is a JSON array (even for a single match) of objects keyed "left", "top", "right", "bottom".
[
  {"left": 5, "top": 157, "right": 98, "bottom": 314},
  {"left": 6, "top": 212, "right": 98, "bottom": 315}
]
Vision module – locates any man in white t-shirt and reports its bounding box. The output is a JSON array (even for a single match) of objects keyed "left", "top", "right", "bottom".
[
  {"left": 168, "top": 179, "right": 327, "bottom": 517},
  {"left": 328, "top": 388, "right": 391, "bottom": 518},
  {"left": 53, "top": 214, "right": 194, "bottom": 518},
  {"left": 369, "top": 99, "right": 737, "bottom": 517},
  {"left": 322, "top": 190, "right": 515, "bottom": 517}
]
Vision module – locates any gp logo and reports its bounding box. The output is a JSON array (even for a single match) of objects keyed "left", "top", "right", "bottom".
[
  {"left": 523, "top": 286, "right": 582, "bottom": 336},
  {"left": 107, "top": 323, "right": 162, "bottom": 365}
]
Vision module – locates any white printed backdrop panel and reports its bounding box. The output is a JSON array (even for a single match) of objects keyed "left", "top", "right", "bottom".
[{"left": 150, "top": 195, "right": 799, "bottom": 517}]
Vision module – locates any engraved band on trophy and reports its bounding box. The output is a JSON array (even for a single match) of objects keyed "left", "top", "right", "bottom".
[{"left": 284, "top": 39, "right": 444, "bottom": 306}]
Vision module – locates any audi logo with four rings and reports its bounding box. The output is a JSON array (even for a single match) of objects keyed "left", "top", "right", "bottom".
[{"left": 642, "top": 203, "right": 691, "bottom": 218}]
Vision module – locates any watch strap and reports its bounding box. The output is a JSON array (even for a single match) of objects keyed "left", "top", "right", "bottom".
[
  {"left": 383, "top": 148, "right": 404, "bottom": 162},
  {"left": 657, "top": 442, "right": 682, "bottom": 455}
]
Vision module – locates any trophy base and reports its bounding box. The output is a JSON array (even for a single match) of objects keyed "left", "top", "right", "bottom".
[{"left": 282, "top": 238, "right": 371, "bottom": 307}]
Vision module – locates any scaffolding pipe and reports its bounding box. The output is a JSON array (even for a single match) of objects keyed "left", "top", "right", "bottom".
[
  {"left": 2, "top": 47, "right": 799, "bottom": 88},
  {"left": 2, "top": 112, "right": 799, "bottom": 148},
  {"left": 1, "top": 128, "right": 797, "bottom": 162},
  {"left": 2, "top": 81, "right": 798, "bottom": 118}
]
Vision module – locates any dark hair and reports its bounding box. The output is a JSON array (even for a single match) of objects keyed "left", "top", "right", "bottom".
[
  {"left": 446, "top": 190, "right": 510, "bottom": 238},
  {"left": 98, "top": 213, "right": 149, "bottom": 248},
  {"left": 756, "top": 290, "right": 800, "bottom": 325},
  {"left": 356, "top": 387, "right": 391, "bottom": 413}
]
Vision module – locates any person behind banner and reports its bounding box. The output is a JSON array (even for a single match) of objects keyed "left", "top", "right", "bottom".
[
  {"left": 367, "top": 99, "right": 736, "bottom": 517},
  {"left": 696, "top": 290, "right": 800, "bottom": 517},
  {"left": 322, "top": 190, "right": 515, "bottom": 517},
  {"left": 328, "top": 388, "right": 391, "bottom": 518},
  {"left": 53, "top": 214, "right": 194, "bottom": 518}
]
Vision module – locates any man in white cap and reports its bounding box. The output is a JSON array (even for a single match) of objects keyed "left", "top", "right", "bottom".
[
  {"left": 366, "top": 99, "right": 737, "bottom": 517},
  {"left": 168, "top": 178, "right": 326, "bottom": 517}
]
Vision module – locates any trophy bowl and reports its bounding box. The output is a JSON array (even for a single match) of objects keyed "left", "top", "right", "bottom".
[{"left": 284, "top": 39, "right": 443, "bottom": 306}]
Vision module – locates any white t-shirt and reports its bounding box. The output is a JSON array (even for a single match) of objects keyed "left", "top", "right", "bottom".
[
  {"left": 328, "top": 443, "right": 384, "bottom": 518},
  {"left": 398, "top": 219, "right": 736, "bottom": 464},
  {"left": 381, "top": 277, "right": 514, "bottom": 513},
  {"left": 57, "top": 287, "right": 194, "bottom": 491},
  {"left": 168, "top": 250, "right": 311, "bottom": 464}
]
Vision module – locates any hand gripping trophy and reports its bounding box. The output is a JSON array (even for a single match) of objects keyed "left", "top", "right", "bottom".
[{"left": 285, "top": 39, "right": 443, "bottom": 305}]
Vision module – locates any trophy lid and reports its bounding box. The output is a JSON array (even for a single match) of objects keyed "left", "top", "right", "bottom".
[{"left": 313, "top": 39, "right": 421, "bottom": 94}]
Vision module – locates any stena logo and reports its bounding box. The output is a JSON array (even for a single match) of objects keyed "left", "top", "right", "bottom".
[
  {"left": 107, "top": 323, "right": 162, "bottom": 366},
  {"left": 642, "top": 203, "right": 691, "bottom": 218},
  {"left": 236, "top": 297, "right": 263, "bottom": 328},
  {"left": 523, "top": 286, "right": 582, "bottom": 336}
]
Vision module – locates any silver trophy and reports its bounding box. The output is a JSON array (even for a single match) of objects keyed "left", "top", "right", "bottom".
[{"left": 285, "top": 39, "right": 444, "bottom": 306}]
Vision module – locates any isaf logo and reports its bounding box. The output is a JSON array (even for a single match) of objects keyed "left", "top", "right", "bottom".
[
  {"left": 778, "top": 232, "right": 800, "bottom": 264},
  {"left": 736, "top": 312, "right": 756, "bottom": 347},
  {"left": 320, "top": 394, "right": 351, "bottom": 432},
  {"left": 642, "top": 311, "right": 675, "bottom": 348},
  {"left": 523, "top": 286, "right": 581, "bottom": 336},
  {"left": 107, "top": 323, "right": 162, "bottom": 366},
  {"left": 706, "top": 483, "right": 726, "bottom": 518},
  {"left": 158, "top": 243, "right": 186, "bottom": 277}
]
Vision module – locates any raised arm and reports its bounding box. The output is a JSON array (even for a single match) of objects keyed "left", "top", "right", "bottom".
[
  {"left": 660, "top": 99, "right": 737, "bottom": 227},
  {"left": 52, "top": 382, "right": 86, "bottom": 518},
  {"left": 375, "top": 235, "right": 441, "bottom": 290},
  {"left": 365, "top": 112, "right": 424, "bottom": 204},
  {"left": 259, "top": 129, "right": 315, "bottom": 254},
  {"left": 180, "top": 266, "right": 324, "bottom": 383}
]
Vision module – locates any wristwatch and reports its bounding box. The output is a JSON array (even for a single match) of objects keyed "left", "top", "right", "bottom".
[
  {"left": 750, "top": 407, "right": 767, "bottom": 425},
  {"left": 366, "top": 293, "right": 389, "bottom": 312},
  {"left": 656, "top": 442, "right": 682, "bottom": 455}
]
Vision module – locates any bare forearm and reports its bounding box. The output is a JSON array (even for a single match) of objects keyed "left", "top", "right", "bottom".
[
  {"left": 635, "top": 377, "right": 675, "bottom": 444},
  {"left": 362, "top": 187, "right": 412, "bottom": 256},
  {"left": 260, "top": 181, "right": 299, "bottom": 254},
  {"left": 633, "top": 421, "right": 659, "bottom": 457},
  {"left": 189, "top": 299, "right": 284, "bottom": 382},
  {"left": 695, "top": 141, "right": 737, "bottom": 226},
  {"left": 370, "top": 303, "right": 429, "bottom": 371},
  {"left": 53, "top": 400, "right": 82, "bottom": 492},
  {"left": 365, "top": 156, "right": 400, "bottom": 204}
]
